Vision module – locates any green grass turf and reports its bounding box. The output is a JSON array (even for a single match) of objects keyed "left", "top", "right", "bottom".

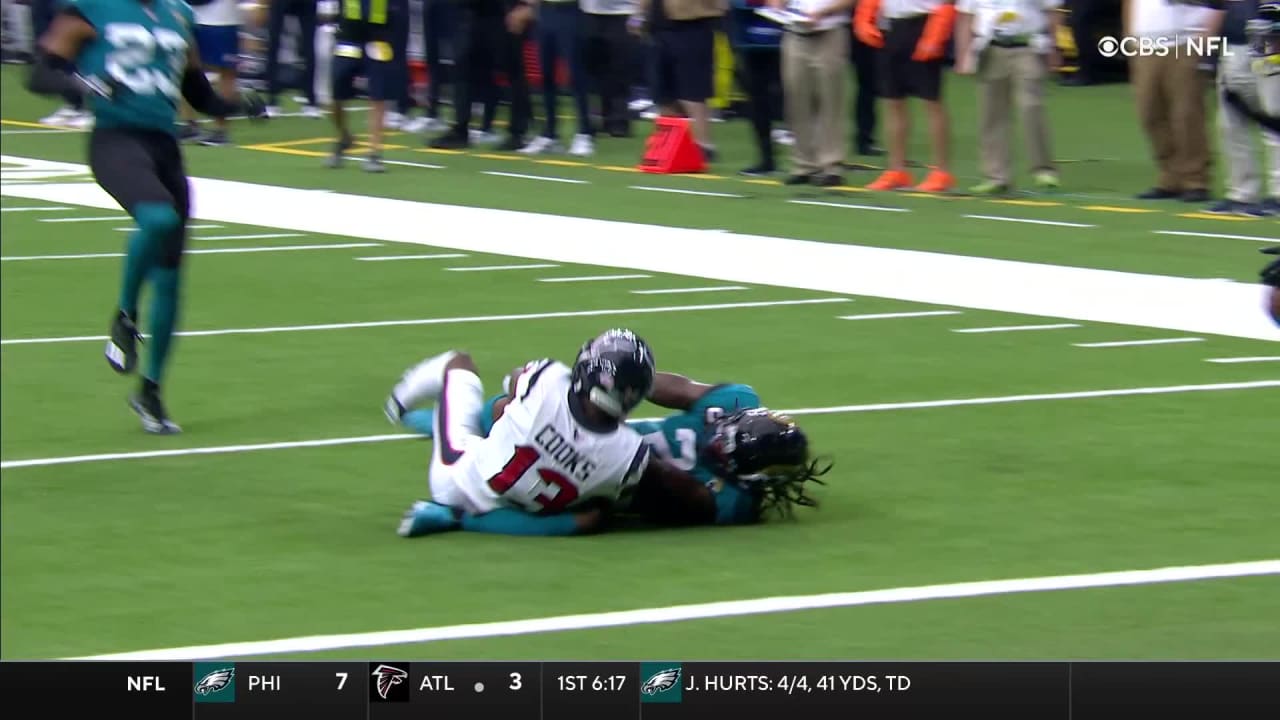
[{"left": 1, "top": 64, "right": 1278, "bottom": 660}]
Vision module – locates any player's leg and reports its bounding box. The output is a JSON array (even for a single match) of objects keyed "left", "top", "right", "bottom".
[
  {"left": 397, "top": 352, "right": 488, "bottom": 537},
  {"left": 326, "top": 45, "right": 360, "bottom": 167},
  {"left": 397, "top": 392, "right": 506, "bottom": 438},
  {"left": 362, "top": 33, "right": 393, "bottom": 172},
  {"left": 128, "top": 133, "right": 190, "bottom": 434},
  {"left": 88, "top": 129, "right": 181, "bottom": 378}
]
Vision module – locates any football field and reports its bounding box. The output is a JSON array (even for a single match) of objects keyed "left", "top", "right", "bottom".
[{"left": 1, "top": 66, "right": 1278, "bottom": 662}]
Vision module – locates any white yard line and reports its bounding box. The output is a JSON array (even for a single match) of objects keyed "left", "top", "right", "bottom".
[
  {"left": 4, "top": 380, "right": 1275, "bottom": 470},
  {"left": 963, "top": 214, "right": 1095, "bottom": 228},
  {"left": 630, "top": 286, "right": 748, "bottom": 295},
  {"left": 630, "top": 186, "right": 745, "bottom": 198},
  {"left": 196, "top": 233, "right": 304, "bottom": 241},
  {"left": 356, "top": 253, "right": 470, "bottom": 261},
  {"left": 1074, "top": 338, "right": 1205, "bottom": 348},
  {"left": 0, "top": 243, "right": 380, "bottom": 262},
  {"left": 0, "top": 298, "right": 851, "bottom": 346},
  {"left": 839, "top": 311, "right": 962, "bottom": 321},
  {"left": 1205, "top": 356, "right": 1280, "bottom": 364},
  {"left": 0, "top": 205, "right": 72, "bottom": 212},
  {"left": 952, "top": 323, "right": 1082, "bottom": 334},
  {"left": 483, "top": 171, "right": 588, "bottom": 185},
  {"left": 445, "top": 263, "right": 561, "bottom": 272},
  {"left": 1155, "top": 230, "right": 1280, "bottom": 243},
  {"left": 73, "top": 558, "right": 1280, "bottom": 660},
  {"left": 39, "top": 215, "right": 127, "bottom": 223},
  {"left": 789, "top": 200, "right": 911, "bottom": 213},
  {"left": 537, "top": 274, "right": 653, "bottom": 283},
  {"left": 381, "top": 160, "right": 446, "bottom": 170}
]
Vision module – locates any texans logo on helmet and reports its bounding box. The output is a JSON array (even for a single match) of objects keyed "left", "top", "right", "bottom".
[{"left": 369, "top": 664, "right": 410, "bottom": 702}]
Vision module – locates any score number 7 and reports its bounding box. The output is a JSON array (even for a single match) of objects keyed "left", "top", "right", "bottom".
[
  {"left": 487, "top": 445, "right": 580, "bottom": 514},
  {"left": 336, "top": 672, "right": 348, "bottom": 690}
]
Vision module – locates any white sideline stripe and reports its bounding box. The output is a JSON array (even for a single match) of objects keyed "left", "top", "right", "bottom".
[
  {"left": 382, "top": 160, "right": 445, "bottom": 170},
  {"left": 630, "top": 186, "right": 745, "bottom": 198},
  {"left": 1205, "top": 356, "right": 1280, "bottom": 364},
  {"left": 446, "top": 263, "right": 560, "bottom": 272},
  {"left": 789, "top": 200, "right": 911, "bottom": 213},
  {"left": 630, "top": 286, "right": 748, "bottom": 295},
  {"left": 0, "top": 205, "right": 72, "bottom": 212},
  {"left": 952, "top": 323, "right": 1082, "bottom": 334},
  {"left": 963, "top": 214, "right": 1095, "bottom": 228},
  {"left": 1075, "top": 338, "right": 1205, "bottom": 348},
  {"left": 537, "top": 274, "right": 653, "bottom": 283},
  {"left": 196, "top": 233, "right": 304, "bottom": 241},
  {"left": 356, "top": 253, "right": 470, "bottom": 261},
  {"left": 0, "top": 298, "right": 850, "bottom": 346},
  {"left": 1155, "top": 230, "right": 1280, "bottom": 243},
  {"left": 839, "top": 311, "right": 962, "bottom": 321},
  {"left": 115, "top": 225, "right": 222, "bottom": 231},
  {"left": 483, "top": 171, "right": 588, "bottom": 185},
  {"left": 39, "top": 215, "right": 127, "bottom": 223},
  {"left": 5, "top": 380, "right": 1276, "bottom": 470},
  {"left": 0, "top": 243, "right": 380, "bottom": 261},
  {"left": 73, "top": 559, "right": 1280, "bottom": 660}
]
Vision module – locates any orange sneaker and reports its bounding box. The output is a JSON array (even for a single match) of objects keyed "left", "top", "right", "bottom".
[
  {"left": 914, "top": 168, "right": 955, "bottom": 193},
  {"left": 867, "top": 169, "right": 914, "bottom": 190}
]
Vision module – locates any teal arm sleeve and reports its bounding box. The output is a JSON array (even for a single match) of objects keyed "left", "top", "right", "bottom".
[
  {"left": 715, "top": 484, "right": 762, "bottom": 525},
  {"left": 461, "top": 509, "right": 582, "bottom": 536}
]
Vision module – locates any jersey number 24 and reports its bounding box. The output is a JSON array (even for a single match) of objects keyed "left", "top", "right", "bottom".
[{"left": 486, "top": 445, "right": 580, "bottom": 514}]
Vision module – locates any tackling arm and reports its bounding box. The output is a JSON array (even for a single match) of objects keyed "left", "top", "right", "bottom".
[
  {"left": 648, "top": 372, "right": 714, "bottom": 411},
  {"left": 630, "top": 457, "right": 717, "bottom": 526}
]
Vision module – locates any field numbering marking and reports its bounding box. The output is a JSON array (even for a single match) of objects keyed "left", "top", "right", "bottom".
[{"left": 74, "top": 559, "right": 1280, "bottom": 660}]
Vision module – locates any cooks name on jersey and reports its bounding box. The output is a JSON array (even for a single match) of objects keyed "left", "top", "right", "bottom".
[
  {"left": 419, "top": 675, "right": 456, "bottom": 692},
  {"left": 535, "top": 424, "right": 598, "bottom": 482}
]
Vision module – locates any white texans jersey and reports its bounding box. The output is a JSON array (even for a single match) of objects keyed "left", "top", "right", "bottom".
[{"left": 455, "top": 359, "right": 651, "bottom": 515}]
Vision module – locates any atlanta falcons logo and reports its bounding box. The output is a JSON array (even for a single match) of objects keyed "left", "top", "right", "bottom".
[
  {"left": 371, "top": 664, "right": 408, "bottom": 699},
  {"left": 641, "top": 668, "right": 681, "bottom": 695},
  {"left": 194, "top": 668, "right": 234, "bottom": 696}
]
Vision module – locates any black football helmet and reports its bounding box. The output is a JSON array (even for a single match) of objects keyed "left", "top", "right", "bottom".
[
  {"left": 705, "top": 408, "right": 832, "bottom": 517},
  {"left": 570, "top": 329, "right": 656, "bottom": 419}
]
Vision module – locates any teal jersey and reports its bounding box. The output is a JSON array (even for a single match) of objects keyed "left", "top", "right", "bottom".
[
  {"left": 630, "top": 384, "right": 763, "bottom": 525},
  {"left": 70, "top": 0, "right": 195, "bottom": 133}
]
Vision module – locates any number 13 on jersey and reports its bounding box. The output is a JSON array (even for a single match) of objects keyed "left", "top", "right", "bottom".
[{"left": 487, "top": 445, "right": 580, "bottom": 514}]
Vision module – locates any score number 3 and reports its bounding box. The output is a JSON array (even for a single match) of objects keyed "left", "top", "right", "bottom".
[{"left": 487, "top": 445, "right": 580, "bottom": 514}]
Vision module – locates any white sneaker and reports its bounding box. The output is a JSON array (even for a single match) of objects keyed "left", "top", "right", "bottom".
[
  {"left": 383, "top": 111, "right": 405, "bottom": 130},
  {"left": 628, "top": 98, "right": 654, "bottom": 112},
  {"left": 424, "top": 117, "right": 449, "bottom": 133},
  {"left": 63, "top": 111, "right": 94, "bottom": 130},
  {"left": 568, "top": 133, "right": 594, "bottom": 157},
  {"left": 402, "top": 116, "right": 429, "bottom": 133},
  {"left": 300, "top": 104, "right": 323, "bottom": 119},
  {"left": 771, "top": 129, "right": 795, "bottom": 146},
  {"left": 470, "top": 129, "right": 500, "bottom": 145},
  {"left": 640, "top": 109, "right": 659, "bottom": 120},
  {"left": 518, "top": 136, "right": 560, "bottom": 155},
  {"left": 40, "top": 106, "right": 77, "bottom": 126},
  {"left": 264, "top": 105, "right": 282, "bottom": 118}
]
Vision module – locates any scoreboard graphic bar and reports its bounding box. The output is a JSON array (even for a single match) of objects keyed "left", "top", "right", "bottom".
[{"left": 1, "top": 661, "right": 1276, "bottom": 719}]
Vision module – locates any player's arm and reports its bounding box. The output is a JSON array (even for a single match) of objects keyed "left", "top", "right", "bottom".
[
  {"left": 25, "top": 10, "right": 104, "bottom": 99},
  {"left": 631, "top": 456, "right": 717, "bottom": 526},
  {"left": 181, "top": 45, "right": 264, "bottom": 118},
  {"left": 648, "top": 372, "right": 714, "bottom": 411}
]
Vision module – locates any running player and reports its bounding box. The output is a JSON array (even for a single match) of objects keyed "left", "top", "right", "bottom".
[{"left": 26, "top": 0, "right": 266, "bottom": 433}]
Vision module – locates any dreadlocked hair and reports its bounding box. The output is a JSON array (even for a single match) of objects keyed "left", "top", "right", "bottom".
[{"left": 757, "top": 456, "right": 834, "bottom": 519}]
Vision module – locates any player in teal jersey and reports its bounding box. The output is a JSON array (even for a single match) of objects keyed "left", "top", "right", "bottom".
[
  {"left": 391, "top": 369, "right": 830, "bottom": 526},
  {"left": 27, "top": 0, "right": 265, "bottom": 433}
]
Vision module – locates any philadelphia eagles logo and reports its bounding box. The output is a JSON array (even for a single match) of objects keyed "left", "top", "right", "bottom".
[
  {"left": 194, "top": 668, "right": 234, "bottom": 696},
  {"left": 641, "top": 668, "right": 681, "bottom": 695},
  {"left": 372, "top": 664, "right": 408, "bottom": 700}
]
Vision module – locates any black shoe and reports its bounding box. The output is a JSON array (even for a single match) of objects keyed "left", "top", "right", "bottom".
[
  {"left": 1181, "top": 188, "right": 1210, "bottom": 203},
  {"left": 784, "top": 173, "right": 814, "bottom": 186},
  {"left": 428, "top": 131, "right": 469, "bottom": 150},
  {"left": 699, "top": 144, "right": 717, "bottom": 163},
  {"left": 105, "top": 310, "right": 141, "bottom": 374},
  {"left": 129, "top": 378, "right": 181, "bottom": 435},
  {"left": 739, "top": 163, "right": 776, "bottom": 177},
  {"left": 815, "top": 173, "right": 844, "bottom": 187},
  {"left": 857, "top": 144, "right": 885, "bottom": 156},
  {"left": 497, "top": 134, "right": 525, "bottom": 151},
  {"left": 325, "top": 132, "right": 354, "bottom": 169},
  {"left": 1137, "top": 187, "right": 1179, "bottom": 200}
]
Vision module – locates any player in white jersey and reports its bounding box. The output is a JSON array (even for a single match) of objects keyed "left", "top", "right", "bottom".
[
  {"left": 183, "top": 0, "right": 241, "bottom": 145},
  {"left": 387, "top": 329, "right": 718, "bottom": 536}
]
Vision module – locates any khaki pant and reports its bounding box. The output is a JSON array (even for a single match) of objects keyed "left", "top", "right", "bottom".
[
  {"left": 782, "top": 28, "right": 848, "bottom": 176},
  {"left": 977, "top": 45, "right": 1053, "bottom": 185},
  {"left": 1218, "top": 44, "right": 1280, "bottom": 203},
  {"left": 1130, "top": 52, "right": 1211, "bottom": 192}
]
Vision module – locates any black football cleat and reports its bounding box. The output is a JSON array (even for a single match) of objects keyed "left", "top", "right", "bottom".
[
  {"left": 105, "top": 310, "right": 142, "bottom": 374},
  {"left": 129, "top": 379, "right": 181, "bottom": 435}
]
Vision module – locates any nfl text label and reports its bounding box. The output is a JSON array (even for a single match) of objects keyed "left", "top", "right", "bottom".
[{"left": 686, "top": 674, "right": 912, "bottom": 694}]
